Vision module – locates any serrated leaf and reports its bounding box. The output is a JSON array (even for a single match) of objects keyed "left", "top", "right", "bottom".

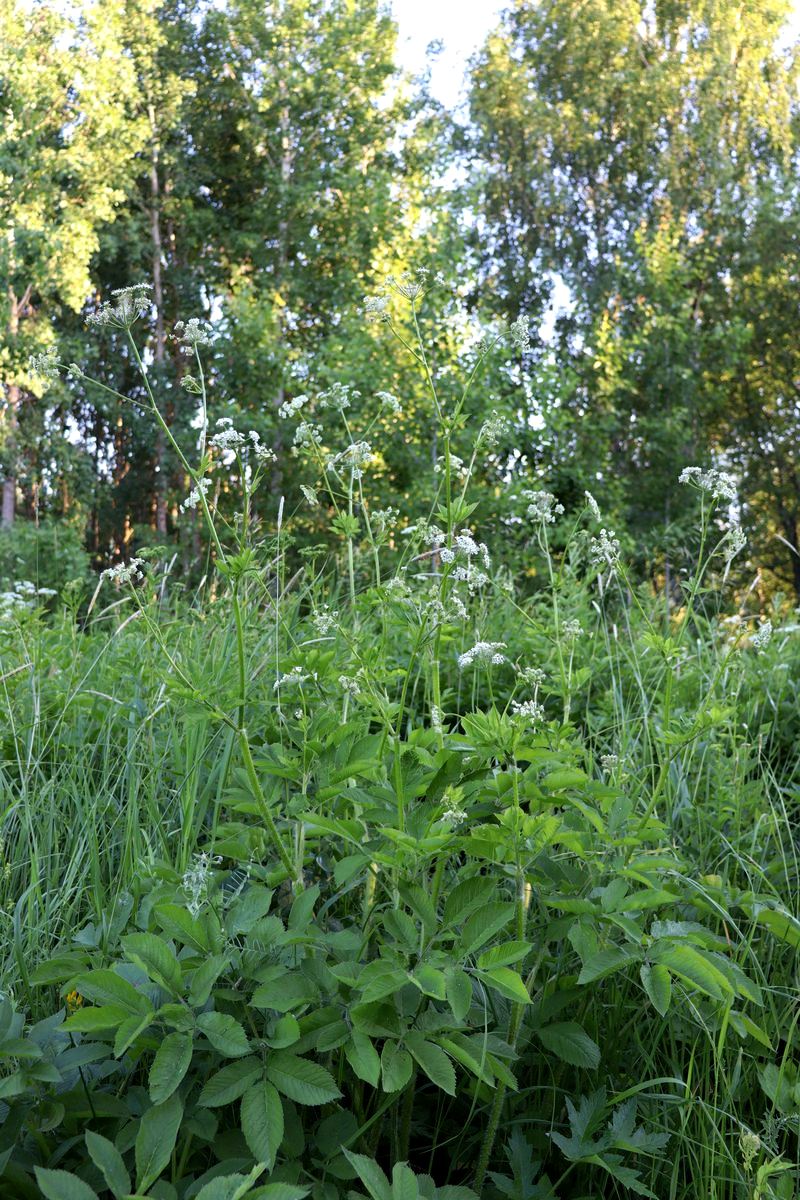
[
  {"left": 189, "top": 954, "right": 230, "bottom": 1007},
  {"left": 445, "top": 969, "right": 472, "bottom": 1023},
  {"left": 344, "top": 1031, "right": 381, "bottom": 1087},
  {"left": 640, "top": 964, "right": 671, "bottom": 1016},
  {"left": 154, "top": 904, "right": 210, "bottom": 953},
  {"left": 392, "top": 1162, "right": 418, "bottom": 1200},
  {"left": 199, "top": 1057, "right": 262, "bottom": 1107},
  {"left": 537, "top": 1022, "right": 600, "bottom": 1069},
  {"left": 195, "top": 1165, "right": 268, "bottom": 1200},
  {"left": 241, "top": 1078, "right": 284, "bottom": 1171},
  {"left": 381, "top": 1042, "right": 413, "bottom": 1093},
  {"left": 85, "top": 1130, "right": 131, "bottom": 1199},
  {"left": 266, "top": 1051, "right": 341, "bottom": 1105},
  {"left": 405, "top": 1033, "right": 456, "bottom": 1096},
  {"left": 114, "top": 1010, "right": 153, "bottom": 1058},
  {"left": 64, "top": 1005, "right": 128, "bottom": 1033},
  {"left": 73, "top": 970, "right": 150, "bottom": 1016},
  {"left": 477, "top": 941, "right": 531, "bottom": 970},
  {"left": 197, "top": 1012, "right": 251, "bottom": 1058},
  {"left": 342, "top": 1150, "right": 392, "bottom": 1200},
  {"left": 34, "top": 1167, "right": 100, "bottom": 1200},
  {"left": 135, "top": 1092, "right": 183, "bottom": 1192},
  {"left": 122, "top": 933, "right": 182, "bottom": 998},
  {"left": 478, "top": 967, "right": 531, "bottom": 1004},
  {"left": 577, "top": 946, "right": 638, "bottom": 985},
  {"left": 651, "top": 943, "right": 730, "bottom": 1001},
  {"left": 458, "top": 903, "right": 515, "bottom": 957},
  {"left": 149, "top": 1031, "right": 193, "bottom": 1103},
  {"left": 250, "top": 1187, "right": 312, "bottom": 1200}
]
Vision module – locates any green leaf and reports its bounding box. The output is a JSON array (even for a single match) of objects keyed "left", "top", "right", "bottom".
[
  {"left": 114, "top": 1010, "right": 153, "bottom": 1058},
  {"left": 266, "top": 1051, "right": 341, "bottom": 1105},
  {"left": 64, "top": 1005, "right": 128, "bottom": 1033},
  {"left": 577, "top": 946, "right": 639, "bottom": 985},
  {"left": 189, "top": 954, "right": 230, "bottom": 1007},
  {"left": 405, "top": 1033, "right": 456, "bottom": 1096},
  {"left": 85, "top": 1129, "right": 131, "bottom": 1199},
  {"left": 149, "top": 1031, "right": 193, "bottom": 1104},
  {"left": 477, "top": 967, "right": 531, "bottom": 1004},
  {"left": 380, "top": 1042, "right": 413, "bottom": 1093},
  {"left": 251, "top": 975, "right": 316, "bottom": 1012},
  {"left": 250, "top": 1187, "right": 311, "bottom": 1200},
  {"left": 197, "top": 1012, "right": 251, "bottom": 1058},
  {"left": 73, "top": 970, "right": 150, "bottom": 1016},
  {"left": 477, "top": 941, "right": 531, "bottom": 970},
  {"left": 154, "top": 903, "right": 210, "bottom": 953},
  {"left": 199, "top": 1057, "right": 263, "bottom": 1107},
  {"left": 34, "top": 1168, "right": 100, "bottom": 1200},
  {"left": 288, "top": 885, "right": 320, "bottom": 932},
  {"left": 537, "top": 1022, "right": 600, "bottom": 1069},
  {"left": 391, "top": 1163, "right": 419, "bottom": 1200},
  {"left": 195, "top": 1165, "right": 268, "bottom": 1200},
  {"left": 445, "top": 970, "right": 472, "bottom": 1023},
  {"left": 241, "top": 1077, "right": 284, "bottom": 1170},
  {"left": 410, "top": 964, "right": 446, "bottom": 1000},
  {"left": 122, "top": 933, "right": 182, "bottom": 997},
  {"left": 344, "top": 1031, "right": 381, "bottom": 1087},
  {"left": 458, "top": 903, "right": 515, "bottom": 957},
  {"left": 342, "top": 1150, "right": 392, "bottom": 1200},
  {"left": 640, "top": 964, "right": 671, "bottom": 1016},
  {"left": 651, "top": 944, "right": 730, "bottom": 1001},
  {"left": 135, "top": 1092, "right": 183, "bottom": 1192},
  {"left": 753, "top": 905, "right": 800, "bottom": 949}
]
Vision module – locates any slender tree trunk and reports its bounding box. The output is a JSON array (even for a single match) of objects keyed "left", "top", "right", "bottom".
[
  {"left": 149, "top": 101, "right": 168, "bottom": 536},
  {"left": 2, "top": 293, "right": 20, "bottom": 527}
]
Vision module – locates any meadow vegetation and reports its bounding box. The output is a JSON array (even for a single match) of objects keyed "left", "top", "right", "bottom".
[{"left": 0, "top": 279, "right": 799, "bottom": 1200}]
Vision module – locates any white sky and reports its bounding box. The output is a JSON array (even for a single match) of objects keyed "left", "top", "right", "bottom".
[{"left": 391, "top": 0, "right": 800, "bottom": 108}]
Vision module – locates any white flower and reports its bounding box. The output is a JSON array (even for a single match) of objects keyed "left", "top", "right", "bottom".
[
  {"left": 293, "top": 420, "right": 322, "bottom": 451},
  {"left": 600, "top": 753, "right": 619, "bottom": 772},
  {"left": 584, "top": 491, "right": 601, "bottom": 521},
  {"left": 174, "top": 317, "right": 212, "bottom": 353},
  {"left": 509, "top": 314, "right": 531, "bottom": 352},
  {"left": 100, "top": 558, "right": 145, "bottom": 585},
  {"left": 589, "top": 528, "right": 621, "bottom": 569},
  {"left": 210, "top": 424, "right": 246, "bottom": 451},
  {"left": 364, "top": 295, "right": 389, "bottom": 322},
  {"left": 318, "top": 383, "right": 358, "bottom": 412},
  {"left": 180, "top": 478, "right": 212, "bottom": 512},
  {"left": 312, "top": 605, "right": 338, "bottom": 634},
  {"left": 182, "top": 851, "right": 222, "bottom": 917},
  {"left": 524, "top": 490, "right": 564, "bottom": 524},
  {"left": 29, "top": 349, "right": 60, "bottom": 382},
  {"left": 679, "top": 466, "right": 737, "bottom": 502},
  {"left": 300, "top": 485, "right": 319, "bottom": 507},
  {"left": 371, "top": 507, "right": 398, "bottom": 535},
  {"left": 274, "top": 666, "right": 316, "bottom": 689},
  {"left": 331, "top": 441, "right": 373, "bottom": 480},
  {"left": 562, "top": 619, "right": 584, "bottom": 638},
  {"left": 458, "top": 641, "right": 507, "bottom": 670},
  {"left": 279, "top": 394, "right": 309, "bottom": 419},
  {"left": 248, "top": 431, "right": 276, "bottom": 463},
  {"left": 518, "top": 666, "right": 545, "bottom": 686},
  {"left": 376, "top": 390, "right": 402, "bottom": 415},
  {"left": 723, "top": 524, "right": 746, "bottom": 563},
  {"left": 752, "top": 619, "right": 772, "bottom": 653},
  {"left": 339, "top": 673, "right": 363, "bottom": 697},
  {"left": 511, "top": 699, "right": 544, "bottom": 726},
  {"left": 87, "top": 284, "right": 152, "bottom": 330},
  {"left": 478, "top": 410, "right": 509, "bottom": 446}
]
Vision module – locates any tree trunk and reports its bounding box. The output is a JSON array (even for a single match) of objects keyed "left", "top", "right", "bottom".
[
  {"left": 149, "top": 101, "right": 168, "bottom": 536},
  {"left": 1, "top": 293, "right": 21, "bottom": 527}
]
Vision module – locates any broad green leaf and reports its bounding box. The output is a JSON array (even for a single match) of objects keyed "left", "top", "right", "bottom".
[
  {"left": 149, "top": 1031, "right": 193, "bottom": 1103},
  {"left": 344, "top": 1031, "right": 381, "bottom": 1087},
  {"left": 251, "top": 975, "right": 316, "bottom": 1012},
  {"left": 405, "top": 1033, "right": 456, "bottom": 1096},
  {"left": 189, "top": 954, "right": 230, "bottom": 1007},
  {"left": 197, "top": 1012, "right": 251, "bottom": 1058},
  {"left": 537, "top": 1022, "right": 600, "bottom": 1069},
  {"left": 266, "top": 1051, "right": 341, "bottom": 1105},
  {"left": 577, "top": 946, "right": 639, "bottom": 985},
  {"left": 85, "top": 1129, "right": 131, "bottom": 1199},
  {"left": 380, "top": 1042, "right": 413, "bottom": 1093},
  {"left": 288, "top": 885, "right": 320, "bottom": 932},
  {"left": 477, "top": 967, "right": 531, "bottom": 1004},
  {"left": 250, "top": 1188, "right": 312, "bottom": 1200},
  {"left": 542, "top": 768, "right": 588, "bottom": 790},
  {"left": 651, "top": 944, "right": 730, "bottom": 1001},
  {"left": 64, "top": 1005, "right": 128, "bottom": 1033},
  {"left": 195, "top": 1165, "right": 267, "bottom": 1200},
  {"left": 477, "top": 941, "right": 531, "bottom": 970},
  {"left": 410, "top": 964, "right": 446, "bottom": 1000},
  {"left": 391, "top": 1163, "right": 419, "bottom": 1200},
  {"left": 34, "top": 1168, "right": 100, "bottom": 1200},
  {"left": 135, "top": 1092, "right": 183, "bottom": 1192},
  {"left": 640, "top": 964, "right": 671, "bottom": 1016},
  {"left": 73, "top": 970, "right": 150, "bottom": 1016},
  {"left": 122, "top": 933, "right": 182, "bottom": 998},
  {"left": 458, "top": 903, "right": 515, "bottom": 957},
  {"left": 342, "top": 1150, "right": 392, "bottom": 1200},
  {"left": 114, "top": 1010, "right": 153, "bottom": 1058},
  {"left": 442, "top": 877, "right": 497, "bottom": 927},
  {"left": 753, "top": 905, "right": 800, "bottom": 949},
  {"left": 154, "top": 903, "right": 210, "bottom": 953},
  {"left": 199, "top": 1057, "right": 263, "bottom": 1107},
  {"left": 445, "top": 970, "right": 472, "bottom": 1023},
  {"left": 241, "top": 1077, "right": 284, "bottom": 1170}
]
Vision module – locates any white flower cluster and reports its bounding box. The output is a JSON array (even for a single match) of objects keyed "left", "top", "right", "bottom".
[
  {"left": 434, "top": 455, "right": 469, "bottom": 481},
  {"left": 0, "top": 580, "right": 57, "bottom": 617},
  {"left": 180, "top": 478, "right": 212, "bottom": 512},
  {"left": 279, "top": 394, "right": 309, "bottom": 419},
  {"left": 678, "top": 466, "right": 737, "bottom": 502},
  {"left": 209, "top": 419, "right": 276, "bottom": 463},
  {"left": 479, "top": 410, "right": 509, "bottom": 447},
  {"left": 371, "top": 507, "right": 398, "bottom": 535},
  {"left": 589, "top": 528, "right": 621, "bottom": 570},
  {"left": 364, "top": 295, "right": 389, "bottom": 323},
  {"left": 312, "top": 605, "right": 338, "bottom": 634},
  {"left": 248, "top": 430, "right": 276, "bottom": 463},
  {"left": 274, "top": 666, "right": 316, "bottom": 689},
  {"left": 376, "top": 390, "right": 402, "bottom": 415},
  {"left": 29, "top": 349, "right": 60, "bottom": 383},
  {"left": 458, "top": 641, "right": 507, "bottom": 670},
  {"left": 100, "top": 559, "right": 144, "bottom": 585},
  {"left": 525, "top": 490, "right": 565, "bottom": 524},
  {"left": 600, "top": 753, "right": 619, "bottom": 772},
  {"left": 585, "top": 491, "right": 602, "bottom": 521},
  {"left": 518, "top": 666, "right": 545, "bottom": 686},
  {"left": 386, "top": 267, "right": 444, "bottom": 301},
  {"left": 87, "top": 284, "right": 151, "bottom": 330},
  {"left": 329, "top": 440, "right": 373, "bottom": 480},
  {"left": 182, "top": 851, "right": 222, "bottom": 917},
  {"left": 509, "top": 314, "right": 531, "bottom": 353},
  {"left": 174, "top": 318, "right": 212, "bottom": 353},
  {"left": 293, "top": 420, "right": 322, "bottom": 451},
  {"left": 318, "top": 383, "right": 357, "bottom": 413},
  {"left": 440, "top": 786, "right": 467, "bottom": 826},
  {"left": 440, "top": 529, "right": 491, "bottom": 592},
  {"left": 339, "top": 673, "right": 363, "bottom": 698},
  {"left": 723, "top": 524, "right": 746, "bottom": 563},
  {"left": 752, "top": 619, "right": 772, "bottom": 653},
  {"left": 511, "top": 698, "right": 545, "bottom": 725},
  {"left": 562, "top": 618, "right": 584, "bottom": 638}
]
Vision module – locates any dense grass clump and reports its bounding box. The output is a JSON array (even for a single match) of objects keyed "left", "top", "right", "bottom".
[{"left": 1, "top": 281, "right": 799, "bottom": 1200}]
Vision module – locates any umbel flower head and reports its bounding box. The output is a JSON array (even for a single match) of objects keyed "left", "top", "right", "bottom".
[
  {"left": 679, "top": 466, "right": 737, "bottom": 503},
  {"left": 87, "top": 284, "right": 152, "bottom": 330}
]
